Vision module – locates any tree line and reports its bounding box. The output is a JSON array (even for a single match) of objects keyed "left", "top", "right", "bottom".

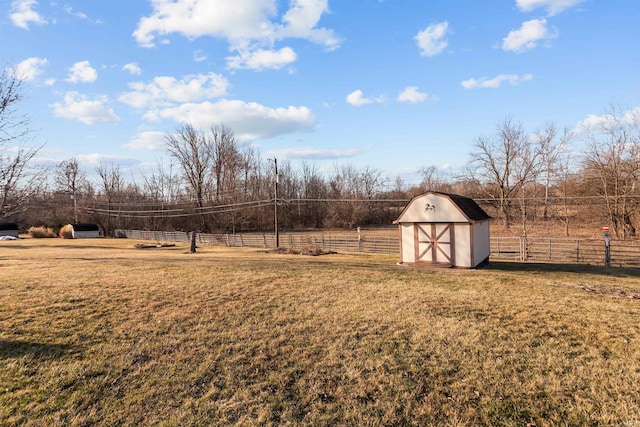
[{"left": 2, "top": 71, "right": 640, "bottom": 239}]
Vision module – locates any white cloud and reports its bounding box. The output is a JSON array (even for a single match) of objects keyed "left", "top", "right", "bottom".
[
  {"left": 346, "top": 90, "right": 384, "bottom": 107},
  {"left": 51, "top": 92, "right": 121, "bottom": 125},
  {"left": 66, "top": 61, "right": 98, "bottom": 83},
  {"left": 576, "top": 107, "right": 640, "bottom": 133},
  {"left": 516, "top": 0, "right": 585, "bottom": 16},
  {"left": 132, "top": 0, "right": 340, "bottom": 70},
  {"left": 397, "top": 86, "right": 428, "bottom": 103},
  {"left": 193, "top": 50, "right": 207, "bottom": 62},
  {"left": 63, "top": 5, "right": 88, "bottom": 20},
  {"left": 119, "top": 72, "right": 230, "bottom": 109},
  {"left": 124, "top": 131, "right": 167, "bottom": 151},
  {"left": 502, "top": 18, "right": 556, "bottom": 52},
  {"left": 277, "top": 0, "right": 341, "bottom": 50},
  {"left": 12, "top": 57, "right": 48, "bottom": 82},
  {"left": 9, "top": 0, "right": 47, "bottom": 29},
  {"left": 346, "top": 90, "right": 371, "bottom": 106},
  {"left": 415, "top": 21, "right": 449, "bottom": 57},
  {"left": 143, "top": 99, "right": 315, "bottom": 141},
  {"left": 269, "top": 147, "right": 360, "bottom": 160},
  {"left": 133, "top": 0, "right": 276, "bottom": 47},
  {"left": 123, "top": 62, "right": 142, "bottom": 75},
  {"left": 461, "top": 73, "right": 533, "bottom": 89},
  {"left": 226, "top": 47, "right": 297, "bottom": 70},
  {"left": 77, "top": 153, "right": 141, "bottom": 168}
]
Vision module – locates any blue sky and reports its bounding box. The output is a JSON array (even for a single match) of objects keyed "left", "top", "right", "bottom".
[{"left": 2, "top": 0, "right": 639, "bottom": 186}]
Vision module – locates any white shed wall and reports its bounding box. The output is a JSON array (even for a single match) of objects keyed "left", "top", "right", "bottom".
[
  {"left": 473, "top": 220, "right": 491, "bottom": 265},
  {"left": 400, "top": 224, "right": 415, "bottom": 263},
  {"left": 74, "top": 230, "right": 100, "bottom": 239},
  {"left": 453, "top": 223, "right": 472, "bottom": 268}
]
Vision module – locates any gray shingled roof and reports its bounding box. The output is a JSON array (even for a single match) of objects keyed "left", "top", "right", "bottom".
[{"left": 443, "top": 193, "right": 492, "bottom": 221}]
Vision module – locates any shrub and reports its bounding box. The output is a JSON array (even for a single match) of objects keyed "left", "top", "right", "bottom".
[
  {"left": 28, "top": 226, "right": 57, "bottom": 238},
  {"left": 59, "top": 224, "right": 74, "bottom": 239}
]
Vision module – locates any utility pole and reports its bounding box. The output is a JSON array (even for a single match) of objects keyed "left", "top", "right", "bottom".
[{"left": 271, "top": 158, "right": 279, "bottom": 248}]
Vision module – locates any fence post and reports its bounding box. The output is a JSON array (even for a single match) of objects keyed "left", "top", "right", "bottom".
[{"left": 576, "top": 240, "right": 580, "bottom": 263}]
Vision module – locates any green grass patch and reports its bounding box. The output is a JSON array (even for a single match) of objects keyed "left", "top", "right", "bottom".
[{"left": 1, "top": 238, "right": 640, "bottom": 425}]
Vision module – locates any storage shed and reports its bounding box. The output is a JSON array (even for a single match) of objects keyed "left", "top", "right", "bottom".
[
  {"left": 71, "top": 223, "right": 101, "bottom": 238},
  {"left": 394, "top": 192, "right": 491, "bottom": 268},
  {"left": 0, "top": 223, "right": 20, "bottom": 238}
]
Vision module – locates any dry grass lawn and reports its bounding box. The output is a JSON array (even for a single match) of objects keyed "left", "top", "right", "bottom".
[{"left": 1, "top": 238, "right": 639, "bottom": 426}]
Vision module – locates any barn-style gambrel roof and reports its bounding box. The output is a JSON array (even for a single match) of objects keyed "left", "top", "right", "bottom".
[
  {"left": 445, "top": 193, "right": 491, "bottom": 221},
  {"left": 394, "top": 191, "right": 491, "bottom": 224}
]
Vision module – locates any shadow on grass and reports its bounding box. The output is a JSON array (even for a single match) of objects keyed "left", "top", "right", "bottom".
[
  {"left": 0, "top": 339, "right": 77, "bottom": 359},
  {"left": 0, "top": 243, "right": 131, "bottom": 251},
  {"left": 487, "top": 261, "right": 640, "bottom": 278}
]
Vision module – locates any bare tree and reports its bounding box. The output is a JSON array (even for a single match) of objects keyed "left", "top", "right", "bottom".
[
  {"left": 468, "top": 117, "right": 544, "bottom": 229},
  {"left": 419, "top": 165, "right": 446, "bottom": 192},
  {"left": 141, "top": 159, "right": 181, "bottom": 204},
  {"left": 95, "top": 162, "right": 129, "bottom": 236},
  {"left": 165, "top": 124, "right": 213, "bottom": 230},
  {"left": 0, "top": 70, "right": 46, "bottom": 220},
  {"left": 140, "top": 159, "right": 182, "bottom": 230},
  {"left": 300, "top": 160, "right": 328, "bottom": 228},
  {"left": 534, "top": 123, "right": 573, "bottom": 220},
  {"left": 54, "top": 157, "right": 89, "bottom": 223},
  {"left": 582, "top": 107, "right": 640, "bottom": 239},
  {"left": 211, "top": 125, "right": 242, "bottom": 204}
]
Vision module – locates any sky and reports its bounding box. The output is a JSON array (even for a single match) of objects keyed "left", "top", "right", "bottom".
[{"left": 2, "top": 0, "right": 639, "bottom": 187}]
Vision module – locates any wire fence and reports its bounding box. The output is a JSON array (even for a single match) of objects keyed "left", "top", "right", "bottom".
[{"left": 115, "top": 229, "right": 640, "bottom": 267}]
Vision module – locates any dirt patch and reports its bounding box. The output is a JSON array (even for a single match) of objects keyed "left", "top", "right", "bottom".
[
  {"left": 134, "top": 243, "right": 176, "bottom": 249},
  {"left": 576, "top": 282, "right": 640, "bottom": 299},
  {"left": 260, "top": 247, "right": 337, "bottom": 256}
]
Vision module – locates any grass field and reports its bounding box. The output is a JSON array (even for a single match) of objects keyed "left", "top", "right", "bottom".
[{"left": 1, "top": 238, "right": 640, "bottom": 426}]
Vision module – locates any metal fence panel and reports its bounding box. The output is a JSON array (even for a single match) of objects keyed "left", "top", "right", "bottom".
[{"left": 115, "top": 229, "right": 640, "bottom": 267}]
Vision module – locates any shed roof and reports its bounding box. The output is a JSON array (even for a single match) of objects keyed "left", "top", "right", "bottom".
[
  {"left": 394, "top": 191, "right": 491, "bottom": 224},
  {"left": 445, "top": 193, "right": 491, "bottom": 221},
  {"left": 0, "top": 222, "right": 19, "bottom": 230},
  {"left": 73, "top": 223, "right": 100, "bottom": 231}
]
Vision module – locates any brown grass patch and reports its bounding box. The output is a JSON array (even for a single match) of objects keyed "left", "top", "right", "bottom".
[
  {"left": 1, "top": 239, "right": 640, "bottom": 425},
  {"left": 27, "top": 225, "right": 57, "bottom": 238}
]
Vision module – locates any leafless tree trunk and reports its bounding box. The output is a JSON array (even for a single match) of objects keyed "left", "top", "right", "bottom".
[
  {"left": 468, "top": 117, "right": 544, "bottom": 230},
  {"left": 0, "top": 70, "right": 46, "bottom": 220},
  {"left": 582, "top": 107, "right": 640, "bottom": 239},
  {"left": 535, "top": 123, "right": 573, "bottom": 220},
  {"left": 54, "top": 157, "right": 89, "bottom": 224},
  {"left": 94, "top": 162, "right": 135, "bottom": 236},
  {"left": 300, "top": 160, "right": 328, "bottom": 228},
  {"left": 140, "top": 159, "right": 182, "bottom": 230},
  {"left": 419, "top": 165, "right": 447, "bottom": 192},
  {"left": 211, "top": 125, "right": 242, "bottom": 204},
  {"left": 165, "top": 124, "right": 213, "bottom": 231}
]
